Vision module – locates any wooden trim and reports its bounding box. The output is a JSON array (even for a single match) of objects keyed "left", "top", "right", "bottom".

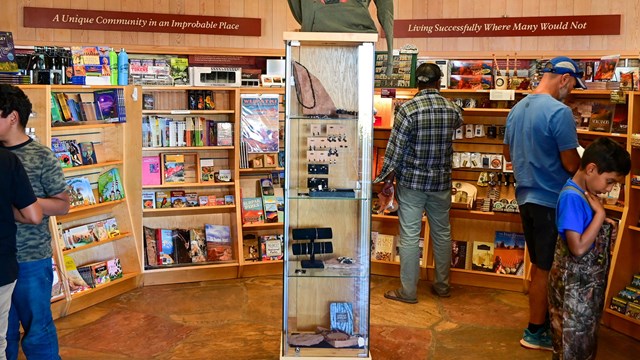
[{"left": 62, "top": 232, "right": 132, "bottom": 255}]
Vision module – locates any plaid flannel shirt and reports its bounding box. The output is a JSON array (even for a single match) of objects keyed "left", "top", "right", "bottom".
[{"left": 374, "top": 89, "right": 463, "bottom": 192}]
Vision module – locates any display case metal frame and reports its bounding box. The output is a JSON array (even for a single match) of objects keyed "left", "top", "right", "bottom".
[{"left": 281, "top": 31, "right": 376, "bottom": 360}]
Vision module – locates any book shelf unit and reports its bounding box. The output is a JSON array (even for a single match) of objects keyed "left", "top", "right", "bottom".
[
  {"left": 237, "top": 87, "right": 286, "bottom": 278},
  {"left": 135, "top": 86, "right": 242, "bottom": 285},
  {"left": 372, "top": 88, "right": 637, "bottom": 295},
  {"left": 17, "top": 85, "right": 143, "bottom": 319},
  {"left": 601, "top": 91, "right": 640, "bottom": 341}
]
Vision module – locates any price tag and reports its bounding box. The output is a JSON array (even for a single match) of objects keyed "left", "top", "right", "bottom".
[
  {"left": 381, "top": 88, "right": 396, "bottom": 98},
  {"left": 489, "top": 89, "right": 515, "bottom": 101},
  {"left": 610, "top": 90, "right": 626, "bottom": 104}
]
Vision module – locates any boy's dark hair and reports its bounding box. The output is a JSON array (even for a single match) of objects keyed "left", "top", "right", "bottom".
[
  {"left": 581, "top": 137, "right": 631, "bottom": 175},
  {"left": 0, "top": 84, "right": 32, "bottom": 129}
]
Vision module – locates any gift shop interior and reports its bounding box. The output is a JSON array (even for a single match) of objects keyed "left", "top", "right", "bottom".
[{"left": 2, "top": 1, "right": 640, "bottom": 359}]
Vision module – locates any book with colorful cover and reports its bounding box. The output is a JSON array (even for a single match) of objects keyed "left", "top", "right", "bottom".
[
  {"left": 240, "top": 94, "right": 280, "bottom": 153},
  {"left": 104, "top": 217, "right": 120, "bottom": 238},
  {"left": 241, "top": 197, "right": 264, "bottom": 224},
  {"left": 90, "top": 261, "right": 110, "bottom": 286},
  {"left": 142, "top": 191, "right": 156, "bottom": 209},
  {"left": 243, "top": 234, "right": 260, "bottom": 262},
  {"left": 199, "top": 158, "right": 215, "bottom": 183},
  {"left": 493, "top": 231, "right": 525, "bottom": 274},
  {"left": 142, "top": 156, "right": 161, "bottom": 185},
  {"left": 163, "top": 154, "right": 185, "bottom": 183},
  {"left": 588, "top": 100, "right": 615, "bottom": 132},
  {"left": 94, "top": 89, "right": 119, "bottom": 122},
  {"left": 107, "top": 258, "right": 123, "bottom": 280},
  {"left": 156, "top": 228, "right": 175, "bottom": 265},
  {"left": 204, "top": 224, "right": 233, "bottom": 261},
  {"left": 172, "top": 228, "right": 192, "bottom": 264},
  {"left": 330, "top": 302, "right": 354, "bottom": 335},
  {"left": 259, "top": 234, "right": 283, "bottom": 261},
  {"left": 79, "top": 142, "right": 98, "bottom": 165},
  {"left": 471, "top": 241, "right": 495, "bottom": 272},
  {"left": 63, "top": 255, "right": 90, "bottom": 294},
  {"left": 98, "top": 168, "right": 125, "bottom": 203},
  {"left": 451, "top": 240, "right": 468, "bottom": 269},
  {"left": 63, "top": 139, "right": 83, "bottom": 166},
  {"left": 373, "top": 234, "right": 395, "bottom": 262},
  {"left": 216, "top": 122, "right": 233, "bottom": 146},
  {"left": 66, "top": 177, "right": 96, "bottom": 208},
  {"left": 55, "top": 152, "right": 73, "bottom": 168},
  {"left": 64, "top": 224, "right": 95, "bottom": 248},
  {"left": 155, "top": 191, "right": 171, "bottom": 208},
  {"left": 143, "top": 226, "right": 158, "bottom": 267},
  {"left": 189, "top": 229, "right": 207, "bottom": 263},
  {"left": 0, "top": 31, "right": 19, "bottom": 74}
]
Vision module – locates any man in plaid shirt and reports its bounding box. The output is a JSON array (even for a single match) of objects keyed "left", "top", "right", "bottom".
[{"left": 376, "top": 63, "right": 463, "bottom": 302}]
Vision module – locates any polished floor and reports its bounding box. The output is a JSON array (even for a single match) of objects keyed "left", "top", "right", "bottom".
[{"left": 34, "top": 275, "right": 638, "bottom": 359}]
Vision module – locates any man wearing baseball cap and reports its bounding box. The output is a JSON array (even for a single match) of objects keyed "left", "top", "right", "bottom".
[{"left": 503, "top": 56, "right": 583, "bottom": 351}]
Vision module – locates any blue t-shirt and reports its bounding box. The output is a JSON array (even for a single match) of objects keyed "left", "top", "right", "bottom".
[
  {"left": 556, "top": 179, "right": 593, "bottom": 241},
  {"left": 504, "top": 94, "right": 579, "bottom": 208}
]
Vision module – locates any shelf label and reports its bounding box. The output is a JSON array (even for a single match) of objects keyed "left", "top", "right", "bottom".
[
  {"left": 170, "top": 110, "right": 191, "bottom": 115},
  {"left": 381, "top": 88, "right": 396, "bottom": 98},
  {"left": 489, "top": 89, "right": 515, "bottom": 101}
]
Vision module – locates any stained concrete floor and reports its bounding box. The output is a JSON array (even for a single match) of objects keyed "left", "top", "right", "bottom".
[{"left": 32, "top": 275, "right": 638, "bottom": 359}]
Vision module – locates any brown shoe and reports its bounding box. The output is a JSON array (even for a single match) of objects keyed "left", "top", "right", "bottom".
[{"left": 384, "top": 289, "right": 418, "bottom": 304}]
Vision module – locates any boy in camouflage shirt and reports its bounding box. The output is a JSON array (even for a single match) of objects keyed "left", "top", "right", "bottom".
[{"left": 548, "top": 137, "right": 630, "bottom": 359}]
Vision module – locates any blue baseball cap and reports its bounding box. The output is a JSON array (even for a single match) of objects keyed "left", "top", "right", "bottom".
[{"left": 542, "top": 56, "right": 587, "bottom": 89}]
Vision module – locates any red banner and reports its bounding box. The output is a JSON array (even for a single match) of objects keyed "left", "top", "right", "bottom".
[
  {"left": 23, "top": 7, "right": 261, "bottom": 36},
  {"left": 394, "top": 15, "right": 620, "bottom": 38}
]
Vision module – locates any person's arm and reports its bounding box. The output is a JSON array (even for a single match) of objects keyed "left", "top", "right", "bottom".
[
  {"left": 502, "top": 144, "right": 511, "bottom": 162},
  {"left": 38, "top": 191, "right": 70, "bottom": 216},
  {"left": 559, "top": 148, "right": 580, "bottom": 175},
  {"left": 13, "top": 202, "right": 42, "bottom": 224},
  {"left": 565, "top": 191, "right": 606, "bottom": 256}
]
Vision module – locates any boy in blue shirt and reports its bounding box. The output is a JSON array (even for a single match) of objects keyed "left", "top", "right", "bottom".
[{"left": 548, "top": 137, "right": 631, "bottom": 360}]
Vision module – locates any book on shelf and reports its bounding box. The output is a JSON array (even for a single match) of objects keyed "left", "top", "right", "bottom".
[
  {"left": 493, "top": 231, "right": 525, "bottom": 275},
  {"left": 330, "top": 302, "right": 354, "bottom": 336},
  {"left": 66, "top": 177, "right": 96, "bottom": 208},
  {"left": 185, "top": 192, "right": 199, "bottom": 207},
  {"left": 242, "top": 234, "right": 260, "bottom": 262},
  {"left": 189, "top": 228, "right": 207, "bottom": 263},
  {"left": 173, "top": 228, "right": 192, "bottom": 264},
  {"left": 224, "top": 195, "right": 235, "bottom": 205},
  {"left": 94, "top": 89, "right": 125, "bottom": 123},
  {"left": 0, "top": 31, "right": 19, "bottom": 74},
  {"left": 199, "top": 158, "right": 215, "bottom": 183},
  {"left": 51, "top": 258, "right": 64, "bottom": 300},
  {"left": 104, "top": 217, "right": 120, "bottom": 238},
  {"left": 142, "top": 191, "right": 156, "bottom": 209},
  {"left": 155, "top": 191, "right": 171, "bottom": 208},
  {"left": 98, "top": 168, "right": 125, "bottom": 203},
  {"left": 170, "top": 57, "right": 189, "bottom": 86},
  {"left": 63, "top": 255, "right": 90, "bottom": 294},
  {"left": 156, "top": 228, "right": 175, "bottom": 265},
  {"left": 143, "top": 226, "right": 158, "bottom": 267},
  {"left": 163, "top": 154, "right": 185, "bottom": 183},
  {"left": 471, "top": 241, "right": 495, "bottom": 272},
  {"left": 90, "top": 261, "right": 111, "bottom": 286},
  {"left": 372, "top": 232, "right": 395, "bottom": 262},
  {"left": 63, "top": 223, "right": 96, "bottom": 249},
  {"left": 142, "top": 156, "right": 161, "bottom": 186},
  {"left": 611, "top": 104, "right": 628, "bottom": 134},
  {"left": 205, "top": 224, "right": 233, "bottom": 261},
  {"left": 62, "top": 140, "right": 83, "bottom": 167},
  {"left": 216, "top": 122, "right": 233, "bottom": 146},
  {"left": 78, "top": 142, "right": 98, "bottom": 165},
  {"left": 170, "top": 190, "right": 188, "bottom": 208},
  {"left": 451, "top": 240, "right": 468, "bottom": 269},
  {"left": 259, "top": 234, "right": 284, "bottom": 261},
  {"left": 107, "top": 258, "right": 123, "bottom": 280},
  {"left": 588, "top": 101, "right": 615, "bottom": 132},
  {"left": 241, "top": 197, "right": 264, "bottom": 224},
  {"left": 276, "top": 196, "right": 284, "bottom": 221},
  {"left": 240, "top": 94, "right": 280, "bottom": 153}
]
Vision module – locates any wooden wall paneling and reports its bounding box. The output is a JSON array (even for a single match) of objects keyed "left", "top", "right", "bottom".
[
  {"left": 272, "top": 0, "right": 289, "bottom": 51},
  {"left": 212, "top": 0, "right": 231, "bottom": 49},
  {"left": 456, "top": 0, "right": 474, "bottom": 52},
  {"left": 244, "top": 0, "right": 261, "bottom": 50},
  {"left": 258, "top": 0, "right": 274, "bottom": 50},
  {"left": 520, "top": 0, "right": 541, "bottom": 52},
  {"left": 153, "top": 0, "right": 171, "bottom": 47},
  {"left": 409, "top": 0, "right": 428, "bottom": 54},
  {"left": 472, "top": 1, "right": 491, "bottom": 52},
  {"left": 441, "top": 0, "right": 460, "bottom": 53}
]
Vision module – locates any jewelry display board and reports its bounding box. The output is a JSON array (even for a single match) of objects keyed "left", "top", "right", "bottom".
[{"left": 281, "top": 32, "right": 376, "bottom": 360}]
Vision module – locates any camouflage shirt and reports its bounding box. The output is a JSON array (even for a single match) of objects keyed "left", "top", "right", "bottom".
[{"left": 3, "top": 138, "right": 66, "bottom": 262}]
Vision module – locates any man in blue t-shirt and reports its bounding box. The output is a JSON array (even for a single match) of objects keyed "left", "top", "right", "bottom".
[
  {"left": 0, "top": 148, "right": 42, "bottom": 357},
  {"left": 504, "top": 56, "right": 585, "bottom": 351}
]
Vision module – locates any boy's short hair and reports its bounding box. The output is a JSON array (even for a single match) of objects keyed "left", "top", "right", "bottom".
[
  {"left": 0, "top": 84, "right": 32, "bottom": 129},
  {"left": 581, "top": 137, "right": 631, "bottom": 175}
]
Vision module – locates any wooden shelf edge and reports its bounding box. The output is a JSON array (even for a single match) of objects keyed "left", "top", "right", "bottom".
[
  {"left": 143, "top": 205, "right": 235, "bottom": 215},
  {"left": 242, "top": 222, "right": 284, "bottom": 229},
  {"left": 239, "top": 167, "right": 284, "bottom": 173},
  {"left": 63, "top": 199, "right": 126, "bottom": 216},
  {"left": 142, "top": 181, "right": 235, "bottom": 189},
  {"left": 242, "top": 260, "right": 283, "bottom": 266},
  {"left": 577, "top": 130, "right": 628, "bottom": 138},
  {"left": 62, "top": 232, "right": 132, "bottom": 255},
  {"left": 62, "top": 160, "right": 123, "bottom": 173},
  {"left": 142, "top": 146, "right": 234, "bottom": 151},
  {"left": 604, "top": 308, "right": 640, "bottom": 326},
  {"left": 70, "top": 273, "right": 139, "bottom": 300},
  {"left": 629, "top": 226, "right": 640, "bottom": 232},
  {"left": 142, "top": 110, "right": 234, "bottom": 115},
  {"left": 144, "top": 261, "right": 239, "bottom": 273},
  {"left": 51, "top": 122, "right": 120, "bottom": 131}
]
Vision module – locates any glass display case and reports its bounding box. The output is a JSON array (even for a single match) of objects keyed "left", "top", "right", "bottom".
[{"left": 281, "top": 32, "right": 376, "bottom": 359}]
